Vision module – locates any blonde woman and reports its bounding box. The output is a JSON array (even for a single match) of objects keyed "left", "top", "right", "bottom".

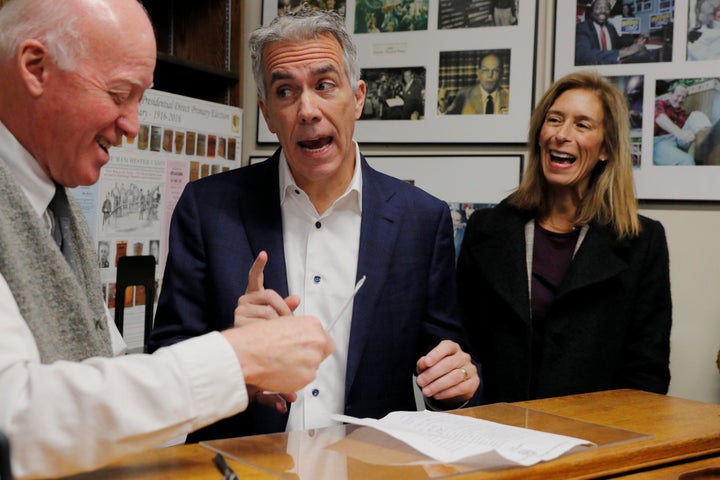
[{"left": 457, "top": 71, "right": 671, "bottom": 403}]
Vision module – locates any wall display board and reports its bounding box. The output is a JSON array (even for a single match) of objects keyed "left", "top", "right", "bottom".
[
  {"left": 554, "top": 0, "right": 720, "bottom": 200},
  {"left": 258, "top": 0, "right": 537, "bottom": 144},
  {"left": 365, "top": 154, "right": 522, "bottom": 257},
  {"left": 72, "top": 89, "right": 242, "bottom": 351}
]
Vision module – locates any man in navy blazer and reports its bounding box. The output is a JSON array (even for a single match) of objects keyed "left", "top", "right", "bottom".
[
  {"left": 575, "top": 0, "right": 650, "bottom": 65},
  {"left": 149, "top": 6, "right": 479, "bottom": 442}
]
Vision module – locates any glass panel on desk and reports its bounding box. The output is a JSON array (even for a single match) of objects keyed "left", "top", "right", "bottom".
[
  {"left": 454, "top": 403, "right": 651, "bottom": 449},
  {"left": 200, "top": 403, "right": 650, "bottom": 480}
]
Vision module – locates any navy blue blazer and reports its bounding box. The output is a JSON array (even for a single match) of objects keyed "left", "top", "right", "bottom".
[{"left": 150, "top": 150, "right": 474, "bottom": 440}]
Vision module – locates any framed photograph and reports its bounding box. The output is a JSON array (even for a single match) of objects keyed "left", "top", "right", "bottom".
[
  {"left": 554, "top": 0, "right": 720, "bottom": 200},
  {"left": 258, "top": 1, "right": 537, "bottom": 144}
]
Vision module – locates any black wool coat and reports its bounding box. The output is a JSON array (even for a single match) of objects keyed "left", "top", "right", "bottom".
[{"left": 457, "top": 199, "right": 672, "bottom": 403}]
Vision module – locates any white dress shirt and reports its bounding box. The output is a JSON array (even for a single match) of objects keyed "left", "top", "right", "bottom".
[
  {"left": 0, "top": 122, "right": 249, "bottom": 479},
  {"left": 280, "top": 144, "right": 362, "bottom": 431},
  {"left": 593, "top": 22, "right": 613, "bottom": 50}
]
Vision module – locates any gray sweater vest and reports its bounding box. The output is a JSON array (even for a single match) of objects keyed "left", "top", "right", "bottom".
[{"left": 0, "top": 160, "right": 111, "bottom": 362}]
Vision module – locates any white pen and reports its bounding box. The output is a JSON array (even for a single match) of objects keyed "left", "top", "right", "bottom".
[
  {"left": 326, "top": 275, "right": 366, "bottom": 332},
  {"left": 262, "top": 275, "right": 367, "bottom": 396}
]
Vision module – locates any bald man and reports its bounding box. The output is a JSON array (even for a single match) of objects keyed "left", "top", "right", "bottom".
[{"left": 0, "top": 1, "right": 332, "bottom": 477}]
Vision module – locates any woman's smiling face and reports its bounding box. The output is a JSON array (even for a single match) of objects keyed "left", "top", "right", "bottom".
[{"left": 538, "top": 88, "right": 607, "bottom": 197}]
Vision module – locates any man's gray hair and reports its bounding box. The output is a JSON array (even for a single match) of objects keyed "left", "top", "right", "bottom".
[
  {"left": 249, "top": 5, "right": 360, "bottom": 102},
  {"left": 0, "top": 0, "right": 87, "bottom": 70}
]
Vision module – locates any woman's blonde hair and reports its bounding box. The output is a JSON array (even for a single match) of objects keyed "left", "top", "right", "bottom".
[{"left": 511, "top": 70, "right": 640, "bottom": 238}]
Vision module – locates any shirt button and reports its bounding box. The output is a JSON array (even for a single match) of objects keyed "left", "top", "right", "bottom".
[
  {"left": 315, "top": 221, "right": 321, "bottom": 229},
  {"left": 294, "top": 189, "right": 300, "bottom": 195},
  {"left": 312, "top": 388, "right": 320, "bottom": 397},
  {"left": 313, "top": 275, "right": 321, "bottom": 284}
]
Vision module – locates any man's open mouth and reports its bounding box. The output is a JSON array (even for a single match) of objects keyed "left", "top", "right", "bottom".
[{"left": 299, "top": 136, "right": 332, "bottom": 152}]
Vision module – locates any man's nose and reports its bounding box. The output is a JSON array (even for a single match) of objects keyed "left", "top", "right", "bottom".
[
  {"left": 297, "top": 91, "right": 321, "bottom": 123},
  {"left": 117, "top": 102, "right": 141, "bottom": 140}
]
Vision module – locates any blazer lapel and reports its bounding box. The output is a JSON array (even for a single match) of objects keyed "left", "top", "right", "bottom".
[
  {"left": 238, "top": 150, "right": 289, "bottom": 297},
  {"left": 557, "top": 224, "right": 629, "bottom": 297},
  {"left": 584, "top": 20, "right": 602, "bottom": 50},
  {"left": 345, "top": 158, "right": 402, "bottom": 398},
  {"left": 499, "top": 89, "right": 510, "bottom": 112},
  {"left": 467, "top": 206, "right": 532, "bottom": 324}
]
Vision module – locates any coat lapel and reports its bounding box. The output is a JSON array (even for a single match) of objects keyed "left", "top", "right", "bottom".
[
  {"left": 238, "top": 150, "right": 289, "bottom": 297},
  {"left": 557, "top": 223, "right": 629, "bottom": 298},
  {"left": 345, "top": 158, "right": 402, "bottom": 398},
  {"left": 467, "top": 205, "right": 532, "bottom": 324}
]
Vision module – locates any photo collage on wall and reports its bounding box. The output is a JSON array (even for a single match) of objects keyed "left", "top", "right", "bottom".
[
  {"left": 260, "top": 0, "right": 535, "bottom": 144},
  {"left": 72, "top": 90, "right": 243, "bottom": 351},
  {"left": 555, "top": 0, "right": 720, "bottom": 200}
]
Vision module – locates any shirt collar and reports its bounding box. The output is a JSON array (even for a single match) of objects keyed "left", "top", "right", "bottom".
[
  {"left": 279, "top": 141, "right": 363, "bottom": 213},
  {"left": 0, "top": 121, "right": 55, "bottom": 217}
]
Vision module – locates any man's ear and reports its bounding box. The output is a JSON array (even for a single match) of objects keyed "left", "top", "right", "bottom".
[
  {"left": 353, "top": 79, "right": 367, "bottom": 120},
  {"left": 17, "top": 39, "right": 50, "bottom": 97}
]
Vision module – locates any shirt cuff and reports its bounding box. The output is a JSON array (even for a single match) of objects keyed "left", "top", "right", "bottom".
[{"left": 162, "top": 331, "right": 248, "bottom": 430}]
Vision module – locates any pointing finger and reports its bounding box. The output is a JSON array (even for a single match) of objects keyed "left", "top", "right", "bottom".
[{"left": 247, "top": 251, "right": 268, "bottom": 293}]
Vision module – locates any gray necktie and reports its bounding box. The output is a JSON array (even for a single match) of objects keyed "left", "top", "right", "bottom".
[{"left": 49, "top": 185, "right": 78, "bottom": 274}]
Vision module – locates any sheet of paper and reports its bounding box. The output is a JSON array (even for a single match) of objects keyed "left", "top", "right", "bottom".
[{"left": 330, "top": 410, "right": 595, "bottom": 466}]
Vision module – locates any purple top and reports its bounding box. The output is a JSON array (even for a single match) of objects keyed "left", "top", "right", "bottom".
[{"left": 531, "top": 222, "right": 580, "bottom": 322}]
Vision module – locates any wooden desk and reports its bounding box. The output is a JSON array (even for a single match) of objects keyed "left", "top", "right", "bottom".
[
  {"left": 510, "top": 389, "right": 720, "bottom": 479},
  {"left": 61, "top": 390, "right": 720, "bottom": 479}
]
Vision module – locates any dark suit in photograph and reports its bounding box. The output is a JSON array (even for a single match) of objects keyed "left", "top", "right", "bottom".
[
  {"left": 149, "top": 149, "right": 476, "bottom": 441},
  {"left": 401, "top": 78, "right": 424, "bottom": 119},
  {"left": 575, "top": 18, "right": 629, "bottom": 65},
  {"left": 457, "top": 199, "right": 672, "bottom": 404}
]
